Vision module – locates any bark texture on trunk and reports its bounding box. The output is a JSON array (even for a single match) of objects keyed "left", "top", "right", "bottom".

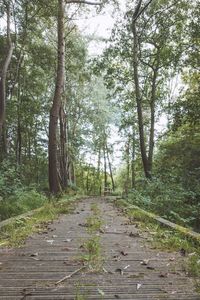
[
  {"left": 0, "top": 2, "right": 14, "bottom": 140},
  {"left": 132, "top": 20, "right": 151, "bottom": 179},
  {"left": 48, "top": 0, "right": 65, "bottom": 194},
  {"left": 131, "top": 0, "right": 152, "bottom": 179},
  {"left": 131, "top": 124, "right": 136, "bottom": 188},
  {"left": 106, "top": 145, "right": 115, "bottom": 191},
  {"left": 148, "top": 67, "right": 158, "bottom": 172},
  {"left": 59, "top": 105, "right": 68, "bottom": 189},
  {"left": 103, "top": 144, "right": 107, "bottom": 194}
]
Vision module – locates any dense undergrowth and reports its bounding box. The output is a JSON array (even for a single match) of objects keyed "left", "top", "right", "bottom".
[
  {"left": 0, "top": 160, "right": 84, "bottom": 222},
  {"left": 0, "top": 189, "right": 48, "bottom": 221},
  {"left": 125, "top": 177, "right": 200, "bottom": 231}
]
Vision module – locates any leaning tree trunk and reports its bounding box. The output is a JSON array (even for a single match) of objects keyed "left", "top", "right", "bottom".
[
  {"left": 0, "top": 2, "right": 14, "bottom": 144},
  {"left": 132, "top": 15, "right": 151, "bottom": 179},
  {"left": 48, "top": 0, "right": 65, "bottom": 194}
]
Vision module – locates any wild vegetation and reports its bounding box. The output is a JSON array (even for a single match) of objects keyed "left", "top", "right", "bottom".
[{"left": 0, "top": 0, "right": 199, "bottom": 233}]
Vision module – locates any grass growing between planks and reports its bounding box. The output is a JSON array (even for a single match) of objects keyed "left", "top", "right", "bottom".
[
  {"left": 77, "top": 203, "right": 104, "bottom": 273},
  {"left": 79, "top": 236, "right": 103, "bottom": 271},
  {"left": 114, "top": 198, "right": 200, "bottom": 284},
  {"left": 0, "top": 195, "right": 83, "bottom": 247}
]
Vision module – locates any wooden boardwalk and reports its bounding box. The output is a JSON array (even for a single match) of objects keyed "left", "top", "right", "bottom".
[{"left": 0, "top": 198, "right": 199, "bottom": 299}]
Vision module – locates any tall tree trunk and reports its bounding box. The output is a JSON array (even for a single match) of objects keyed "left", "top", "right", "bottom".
[
  {"left": 97, "top": 148, "right": 101, "bottom": 195},
  {"left": 59, "top": 105, "right": 68, "bottom": 189},
  {"left": 106, "top": 144, "right": 115, "bottom": 191},
  {"left": 103, "top": 144, "right": 107, "bottom": 195},
  {"left": 132, "top": 11, "right": 151, "bottom": 179},
  {"left": 148, "top": 67, "right": 158, "bottom": 172},
  {"left": 131, "top": 124, "right": 136, "bottom": 188},
  {"left": 86, "top": 165, "right": 90, "bottom": 194},
  {"left": 124, "top": 138, "right": 130, "bottom": 195},
  {"left": 16, "top": 81, "right": 22, "bottom": 165},
  {"left": 0, "top": 1, "right": 14, "bottom": 145},
  {"left": 48, "top": 0, "right": 65, "bottom": 194}
]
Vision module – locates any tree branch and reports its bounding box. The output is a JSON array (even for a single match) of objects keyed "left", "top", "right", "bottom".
[
  {"left": 66, "top": 0, "right": 101, "bottom": 5},
  {"left": 133, "top": 0, "right": 154, "bottom": 22}
]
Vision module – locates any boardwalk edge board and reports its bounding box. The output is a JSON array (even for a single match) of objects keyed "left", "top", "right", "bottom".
[
  {"left": 0, "top": 195, "right": 92, "bottom": 230},
  {"left": 111, "top": 197, "right": 200, "bottom": 243}
]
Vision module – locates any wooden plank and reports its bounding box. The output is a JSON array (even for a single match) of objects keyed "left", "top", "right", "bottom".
[{"left": 0, "top": 197, "right": 199, "bottom": 300}]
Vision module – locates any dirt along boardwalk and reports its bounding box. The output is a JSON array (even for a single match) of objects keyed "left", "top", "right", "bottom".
[{"left": 0, "top": 197, "right": 199, "bottom": 299}]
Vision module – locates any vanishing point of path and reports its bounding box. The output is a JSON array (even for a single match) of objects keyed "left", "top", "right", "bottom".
[{"left": 0, "top": 197, "right": 199, "bottom": 300}]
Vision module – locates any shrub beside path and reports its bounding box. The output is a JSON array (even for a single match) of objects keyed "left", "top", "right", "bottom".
[{"left": 0, "top": 197, "right": 199, "bottom": 299}]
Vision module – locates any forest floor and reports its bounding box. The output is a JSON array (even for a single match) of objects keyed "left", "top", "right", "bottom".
[{"left": 0, "top": 197, "right": 199, "bottom": 300}]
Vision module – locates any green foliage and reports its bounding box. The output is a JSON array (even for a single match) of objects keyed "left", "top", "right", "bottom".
[
  {"left": 0, "top": 189, "right": 48, "bottom": 221},
  {"left": 187, "top": 254, "right": 200, "bottom": 277},
  {"left": 0, "top": 160, "right": 22, "bottom": 198},
  {"left": 79, "top": 235, "right": 103, "bottom": 272},
  {"left": 127, "top": 176, "right": 199, "bottom": 229}
]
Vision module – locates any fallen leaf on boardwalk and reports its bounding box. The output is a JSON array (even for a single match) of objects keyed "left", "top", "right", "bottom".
[
  {"left": 169, "top": 257, "right": 175, "bottom": 261},
  {"left": 124, "top": 265, "right": 130, "bottom": 270},
  {"left": 21, "top": 289, "right": 33, "bottom": 299},
  {"left": 30, "top": 252, "right": 38, "bottom": 257},
  {"left": 113, "top": 255, "right": 121, "bottom": 261},
  {"left": 115, "top": 268, "right": 124, "bottom": 275},
  {"left": 114, "top": 295, "right": 120, "bottom": 298},
  {"left": 171, "top": 271, "right": 181, "bottom": 276},
  {"left": 103, "top": 267, "right": 113, "bottom": 274},
  {"left": 79, "top": 223, "right": 88, "bottom": 227},
  {"left": 97, "top": 288, "right": 105, "bottom": 296},
  {"left": 120, "top": 251, "right": 128, "bottom": 256},
  {"left": 63, "top": 239, "right": 72, "bottom": 243},
  {"left": 136, "top": 283, "right": 142, "bottom": 290},
  {"left": 103, "top": 267, "right": 108, "bottom": 273},
  {"left": 140, "top": 259, "right": 149, "bottom": 265},
  {"left": 46, "top": 240, "right": 54, "bottom": 244},
  {"left": 62, "top": 247, "right": 70, "bottom": 251},
  {"left": 129, "top": 232, "right": 140, "bottom": 238},
  {"left": 128, "top": 273, "right": 145, "bottom": 278},
  {"left": 159, "top": 272, "right": 169, "bottom": 278},
  {"left": 180, "top": 248, "right": 186, "bottom": 256},
  {"left": 146, "top": 266, "right": 155, "bottom": 270}
]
